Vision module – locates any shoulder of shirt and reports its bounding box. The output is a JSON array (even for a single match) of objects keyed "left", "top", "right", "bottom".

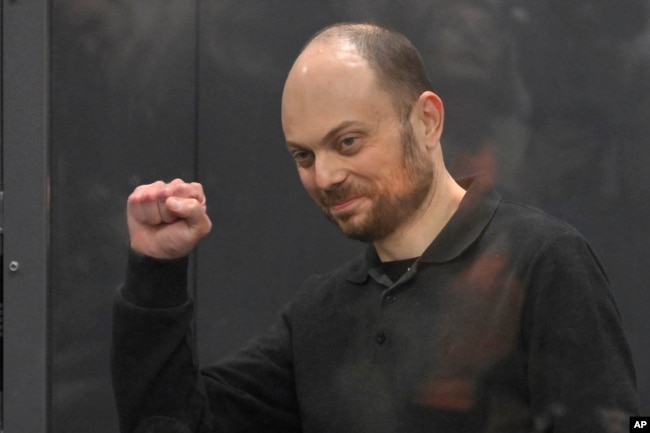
[{"left": 495, "top": 199, "right": 584, "bottom": 240}]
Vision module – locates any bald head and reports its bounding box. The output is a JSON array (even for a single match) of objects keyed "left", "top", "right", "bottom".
[
  {"left": 281, "top": 29, "right": 392, "bottom": 150},
  {"left": 281, "top": 22, "right": 442, "bottom": 160},
  {"left": 295, "top": 23, "right": 434, "bottom": 120}
]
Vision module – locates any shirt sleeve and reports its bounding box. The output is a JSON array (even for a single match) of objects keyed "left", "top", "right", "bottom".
[
  {"left": 111, "top": 250, "right": 301, "bottom": 433},
  {"left": 521, "top": 232, "right": 638, "bottom": 432}
]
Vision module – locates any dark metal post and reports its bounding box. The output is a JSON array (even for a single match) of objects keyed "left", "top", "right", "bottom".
[{"left": 2, "top": 0, "right": 50, "bottom": 431}]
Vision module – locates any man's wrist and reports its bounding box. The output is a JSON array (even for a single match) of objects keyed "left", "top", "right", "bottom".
[{"left": 122, "top": 248, "right": 190, "bottom": 308}]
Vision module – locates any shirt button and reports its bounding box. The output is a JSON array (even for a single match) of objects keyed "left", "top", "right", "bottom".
[
  {"left": 385, "top": 295, "right": 396, "bottom": 304},
  {"left": 376, "top": 332, "right": 386, "bottom": 345}
]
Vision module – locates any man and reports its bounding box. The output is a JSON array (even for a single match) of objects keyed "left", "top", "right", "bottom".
[{"left": 112, "top": 23, "right": 637, "bottom": 433}]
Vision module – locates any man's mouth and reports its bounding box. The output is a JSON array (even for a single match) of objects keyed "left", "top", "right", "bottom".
[{"left": 331, "top": 196, "right": 363, "bottom": 213}]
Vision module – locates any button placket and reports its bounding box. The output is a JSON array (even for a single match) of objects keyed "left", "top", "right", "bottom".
[
  {"left": 376, "top": 284, "right": 401, "bottom": 345},
  {"left": 376, "top": 292, "right": 398, "bottom": 345}
]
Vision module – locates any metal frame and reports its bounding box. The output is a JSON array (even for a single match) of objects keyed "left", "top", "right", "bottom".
[{"left": 2, "top": 0, "right": 50, "bottom": 431}]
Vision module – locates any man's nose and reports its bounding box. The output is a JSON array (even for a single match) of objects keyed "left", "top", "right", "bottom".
[{"left": 314, "top": 153, "right": 347, "bottom": 191}]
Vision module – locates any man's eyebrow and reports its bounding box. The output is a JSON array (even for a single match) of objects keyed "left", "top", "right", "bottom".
[
  {"left": 321, "top": 120, "right": 359, "bottom": 145},
  {"left": 286, "top": 120, "right": 361, "bottom": 149}
]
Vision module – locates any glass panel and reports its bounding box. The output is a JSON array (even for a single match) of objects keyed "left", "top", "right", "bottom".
[
  {"left": 49, "top": 1, "right": 197, "bottom": 431},
  {"left": 44, "top": 0, "right": 649, "bottom": 430}
]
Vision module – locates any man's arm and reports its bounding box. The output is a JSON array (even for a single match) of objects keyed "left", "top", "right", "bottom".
[
  {"left": 113, "top": 180, "right": 213, "bottom": 432},
  {"left": 112, "top": 250, "right": 208, "bottom": 432},
  {"left": 112, "top": 180, "right": 301, "bottom": 433}
]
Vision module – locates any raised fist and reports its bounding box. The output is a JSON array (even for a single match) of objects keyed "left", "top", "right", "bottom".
[{"left": 127, "top": 179, "right": 212, "bottom": 259}]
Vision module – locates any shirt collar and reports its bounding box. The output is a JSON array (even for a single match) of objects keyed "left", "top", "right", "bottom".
[{"left": 346, "top": 175, "right": 501, "bottom": 283}]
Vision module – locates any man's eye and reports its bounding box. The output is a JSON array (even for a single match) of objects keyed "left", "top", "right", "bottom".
[
  {"left": 339, "top": 136, "right": 362, "bottom": 154},
  {"left": 292, "top": 150, "right": 313, "bottom": 165}
]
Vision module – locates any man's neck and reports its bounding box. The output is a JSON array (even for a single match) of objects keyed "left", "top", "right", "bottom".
[{"left": 374, "top": 172, "right": 466, "bottom": 262}]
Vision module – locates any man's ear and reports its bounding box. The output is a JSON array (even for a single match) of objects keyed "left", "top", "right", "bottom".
[{"left": 414, "top": 91, "right": 444, "bottom": 148}]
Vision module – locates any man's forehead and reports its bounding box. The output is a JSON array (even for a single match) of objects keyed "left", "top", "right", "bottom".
[
  {"left": 282, "top": 40, "right": 377, "bottom": 114},
  {"left": 290, "top": 40, "right": 367, "bottom": 80},
  {"left": 281, "top": 37, "right": 399, "bottom": 145}
]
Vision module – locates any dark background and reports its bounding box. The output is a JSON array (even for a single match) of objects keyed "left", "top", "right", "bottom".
[{"left": 2, "top": 0, "right": 649, "bottom": 431}]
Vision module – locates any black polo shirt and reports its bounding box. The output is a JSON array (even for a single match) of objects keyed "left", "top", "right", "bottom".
[{"left": 113, "top": 176, "right": 637, "bottom": 433}]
